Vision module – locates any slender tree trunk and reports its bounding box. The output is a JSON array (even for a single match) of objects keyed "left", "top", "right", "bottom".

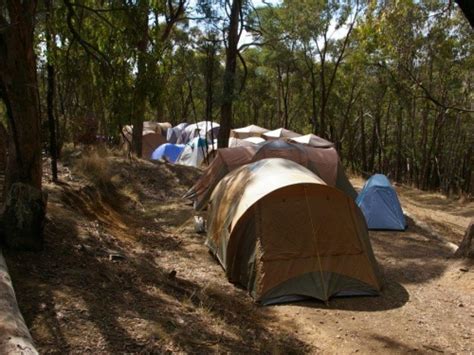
[
  {"left": 45, "top": 0, "right": 58, "bottom": 182},
  {"left": 360, "top": 109, "right": 367, "bottom": 174},
  {"left": 0, "top": 123, "right": 6, "bottom": 204},
  {"left": 131, "top": 2, "right": 149, "bottom": 158},
  {"left": 205, "top": 42, "right": 215, "bottom": 122},
  {"left": 310, "top": 69, "right": 318, "bottom": 133},
  {"left": 218, "top": 0, "right": 241, "bottom": 148},
  {"left": 395, "top": 105, "right": 403, "bottom": 182},
  {"left": 282, "top": 64, "right": 290, "bottom": 129},
  {"left": 276, "top": 64, "right": 284, "bottom": 127}
]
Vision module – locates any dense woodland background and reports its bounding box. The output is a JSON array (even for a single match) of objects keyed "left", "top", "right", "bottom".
[{"left": 0, "top": 0, "right": 473, "bottom": 198}]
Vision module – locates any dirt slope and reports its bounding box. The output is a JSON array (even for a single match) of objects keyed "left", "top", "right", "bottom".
[{"left": 4, "top": 156, "right": 473, "bottom": 353}]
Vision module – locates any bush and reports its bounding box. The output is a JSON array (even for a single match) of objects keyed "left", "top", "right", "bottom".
[{"left": 73, "top": 150, "right": 112, "bottom": 188}]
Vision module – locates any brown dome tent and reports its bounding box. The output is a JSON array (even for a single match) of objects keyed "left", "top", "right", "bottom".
[
  {"left": 184, "top": 140, "right": 357, "bottom": 210},
  {"left": 230, "top": 124, "right": 269, "bottom": 139},
  {"left": 206, "top": 158, "right": 381, "bottom": 305},
  {"left": 142, "top": 121, "right": 172, "bottom": 137},
  {"left": 122, "top": 125, "right": 166, "bottom": 159}
]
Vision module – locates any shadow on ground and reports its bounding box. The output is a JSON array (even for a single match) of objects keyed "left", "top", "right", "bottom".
[
  {"left": 283, "top": 214, "right": 459, "bottom": 312},
  {"left": 368, "top": 216, "right": 454, "bottom": 285},
  {"left": 4, "top": 160, "right": 312, "bottom": 353}
]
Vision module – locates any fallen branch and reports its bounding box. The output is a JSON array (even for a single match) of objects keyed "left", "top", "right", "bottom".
[{"left": 0, "top": 250, "right": 38, "bottom": 354}]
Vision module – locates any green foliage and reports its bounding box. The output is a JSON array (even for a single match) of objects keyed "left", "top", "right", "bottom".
[{"left": 33, "top": 0, "right": 473, "bottom": 194}]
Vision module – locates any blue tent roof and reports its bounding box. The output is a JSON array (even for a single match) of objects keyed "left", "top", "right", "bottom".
[
  {"left": 151, "top": 143, "right": 185, "bottom": 163},
  {"left": 356, "top": 174, "right": 406, "bottom": 231}
]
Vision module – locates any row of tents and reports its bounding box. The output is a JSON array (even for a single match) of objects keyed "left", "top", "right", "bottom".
[
  {"left": 123, "top": 121, "right": 336, "bottom": 168},
  {"left": 124, "top": 121, "right": 406, "bottom": 304},
  {"left": 124, "top": 121, "right": 406, "bottom": 230},
  {"left": 175, "top": 124, "right": 406, "bottom": 305}
]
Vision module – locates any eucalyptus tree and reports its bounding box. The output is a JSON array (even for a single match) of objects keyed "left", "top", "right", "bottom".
[
  {"left": 346, "top": 0, "right": 474, "bottom": 193},
  {"left": 0, "top": 0, "right": 45, "bottom": 249},
  {"left": 282, "top": 0, "right": 363, "bottom": 138},
  {"left": 127, "top": 0, "right": 187, "bottom": 157}
]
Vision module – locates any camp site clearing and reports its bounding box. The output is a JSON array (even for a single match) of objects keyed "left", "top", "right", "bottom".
[{"left": 4, "top": 156, "right": 473, "bottom": 354}]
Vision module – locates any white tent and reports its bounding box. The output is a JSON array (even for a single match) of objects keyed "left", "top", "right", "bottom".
[
  {"left": 228, "top": 136, "right": 265, "bottom": 148},
  {"left": 176, "top": 137, "right": 213, "bottom": 167},
  {"left": 178, "top": 121, "right": 220, "bottom": 144},
  {"left": 263, "top": 128, "right": 301, "bottom": 140},
  {"left": 230, "top": 124, "right": 269, "bottom": 139},
  {"left": 290, "top": 134, "right": 334, "bottom": 148},
  {"left": 167, "top": 122, "right": 189, "bottom": 143}
]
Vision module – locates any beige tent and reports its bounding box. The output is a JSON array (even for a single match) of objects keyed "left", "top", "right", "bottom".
[
  {"left": 228, "top": 136, "right": 265, "bottom": 148},
  {"left": 206, "top": 158, "right": 381, "bottom": 305},
  {"left": 122, "top": 125, "right": 166, "bottom": 159},
  {"left": 184, "top": 140, "right": 357, "bottom": 210},
  {"left": 263, "top": 128, "right": 301, "bottom": 140},
  {"left": 143, "top": 121, "right": 172, "bottom": 137},
  {"left": 230, "top": 124, "right": 269, "bottom": 139},
  {"left": 290, "top": 134, "right": 334, "bottom": 148}
]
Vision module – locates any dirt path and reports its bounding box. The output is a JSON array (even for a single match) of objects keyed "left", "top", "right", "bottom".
[
  {"left": 4, "top": 158, "right": 473, "bottom": 353},
  {"left": 351, "top": 177, "right": 474, "bottom": 245}
]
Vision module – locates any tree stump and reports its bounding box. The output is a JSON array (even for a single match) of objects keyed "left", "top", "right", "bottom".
[
  {"left": 1, "top": 183, "right": 47, "bottom": 250},
  {"left": 454, "top": 221, "right": 474, "bottom": 258}
]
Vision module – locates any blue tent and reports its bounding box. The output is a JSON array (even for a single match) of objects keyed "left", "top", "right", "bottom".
[
  {"left": 356, "top": 174, "right": 406, "bottom": 230},
  {"left": 151, "top": 143, "right": 185, "bottom": 163}
]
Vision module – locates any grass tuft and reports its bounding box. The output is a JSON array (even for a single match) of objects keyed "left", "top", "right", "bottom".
[{"left": 73, "top": 150, "right": 113, "bottom": 189}]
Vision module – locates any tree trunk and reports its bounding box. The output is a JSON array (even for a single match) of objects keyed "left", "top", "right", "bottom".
[
  {"left": 131, "top": 2, "right": 149, "bottom": 158},
  {"left": 0, "top": 1, "right": 45, "bottom": 249},
  {"left": 453, "top": 221, "right": 474, "bottom": 258},
  {"left": 0, "top": 251, "right": 38, "bottom": 354},
  {"left": 1, "top": 183, "right": 46, "bottom": 250},
  {"left": 276, "top": 64, "right": 284, "bottom": 126},
  {"left": 395, "top": 105, "right": 403, "bottom": 182},
  {"left": 360, "top": 110, "right": 367, "bottom": 174},
  {"left": 0, "top": 1, "right": 42, "bottom": 190},
  {"left": 283, "top": 63, "right": 290, "bottom": 129},
  {"left": 205, "top": 41, "right": 216, "bottom": 123},
  {"left": 45, "top": 0, "right": 58, "bottom": 182},
  {"left": 218, "top": 0, "right": 241, "bottom": 148},
  {"left": 0, "top": 123, "right": 6, "bottom": 205},
  {"left": 310, "top": 68, "right": 318, "bottom": 133}
]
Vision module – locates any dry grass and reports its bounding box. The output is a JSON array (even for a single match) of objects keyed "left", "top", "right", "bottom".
[{"left": 73, "top": 151, "right": 112, "bottom": 186}]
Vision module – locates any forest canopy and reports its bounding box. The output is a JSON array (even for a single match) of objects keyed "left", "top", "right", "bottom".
[{"left": 1, "top": 0, "right": 473, "bottom": 195}]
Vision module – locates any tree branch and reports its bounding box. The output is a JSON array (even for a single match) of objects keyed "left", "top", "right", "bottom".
[
  {"left": 237, "top": 49, "right": 247, "bottom": 94},
  {"left": 161, "top": 0, "right": 186, "bottom": 42},
  {"left": 68, "top": 2, "right": 115, "bottom": 27},
  {"left": 63, "top": 0, "right": 111, "bottom": 67}
]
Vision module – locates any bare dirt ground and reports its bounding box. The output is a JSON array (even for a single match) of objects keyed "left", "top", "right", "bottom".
[{"left": 4, "top": 155, "right": 473, "bottom": 354}]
